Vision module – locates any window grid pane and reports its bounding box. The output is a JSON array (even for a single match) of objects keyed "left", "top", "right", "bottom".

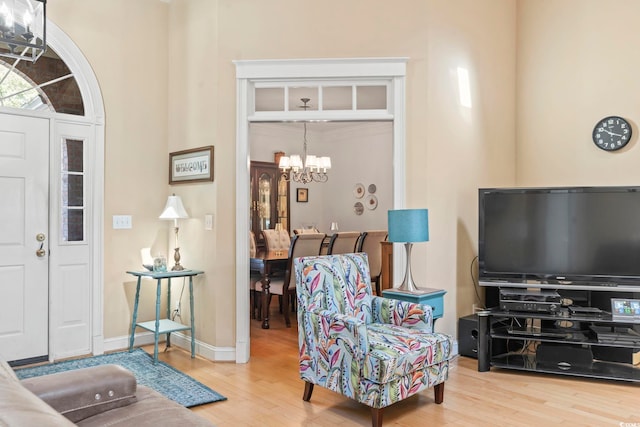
[
  {"left": 62, "top": 208, "right": 84, "bottom": 242},
  {"left": 0, "top": 45, "right": 85, "bottom": 115},
  {"left": 356, "top": 86, "right": 387, "bottom": 110},
  {"left": 253, "top": 82, "right": 389, "bottom": 114},
  {"left": 61, "top": 138, "right": 85, "bottom": 242}
]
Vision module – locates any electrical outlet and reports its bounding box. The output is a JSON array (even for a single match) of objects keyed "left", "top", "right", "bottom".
[{"left": 113, "top": 215, "right": 132, "bottom": 229}]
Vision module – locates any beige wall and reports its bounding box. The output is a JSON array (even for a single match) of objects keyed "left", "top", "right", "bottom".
[
  {"left": 517, "top": 0, "right": 640, "bottom": 186},
  {"left": 48, "top": 0, "right": 171, "bottom": 340},
  {"left": 48, "top": 0, "right": 517, "bottom": 352}
]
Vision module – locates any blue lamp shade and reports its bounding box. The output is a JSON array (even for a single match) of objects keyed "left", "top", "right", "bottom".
[{"left": 388, "top": 209, "right": 429, "bottom": 243}]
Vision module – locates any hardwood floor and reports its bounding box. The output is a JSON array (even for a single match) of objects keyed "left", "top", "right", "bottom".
[{"left": 153, "top": 315, "right": 640, "bottom": 426}]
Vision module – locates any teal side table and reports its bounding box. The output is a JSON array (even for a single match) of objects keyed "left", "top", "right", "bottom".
[
  {"left": 382, "top": 288, "right": 446, "bottom": 323},
  {"left": 126, "top": 269, "right": 203, "bottom": 363}
]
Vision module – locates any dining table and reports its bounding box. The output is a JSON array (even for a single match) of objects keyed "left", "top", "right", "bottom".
[{"left": 250, "top": 249, "right": 289, "bottom": 329}]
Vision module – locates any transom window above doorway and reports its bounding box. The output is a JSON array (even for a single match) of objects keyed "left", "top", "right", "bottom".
[
  {"left": 0, "top": 47, "right": 84, "bottom": 115},
  {"left": 253, "top": 82, "right": 389, "bottom": 120}
]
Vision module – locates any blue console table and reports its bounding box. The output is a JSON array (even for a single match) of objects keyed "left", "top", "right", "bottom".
[
  {"left": 127, "top": 269, "right": 203, "bottom": 363},
  {"left": 382, "top": 287, "right": 446, "bottom": 323}
]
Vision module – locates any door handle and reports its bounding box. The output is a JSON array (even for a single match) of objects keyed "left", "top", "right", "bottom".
[
  {"left": 36, "top": 233, "right": 47, "bottom": 257},
  {"left": 36, "top": 243, "right": 46, "bottom": 257}
]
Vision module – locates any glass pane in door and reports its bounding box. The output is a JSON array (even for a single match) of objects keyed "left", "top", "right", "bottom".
[
  {"left": 61, "top": 138, "right": 85, "bottom": 242},
  {"left": 258, "top": 173, "right": 272, "bottom": 231}
]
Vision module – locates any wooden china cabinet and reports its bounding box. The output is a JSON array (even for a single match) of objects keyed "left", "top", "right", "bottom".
[{"left": 250, "top": 161, "right": 290, "bottom": 249}]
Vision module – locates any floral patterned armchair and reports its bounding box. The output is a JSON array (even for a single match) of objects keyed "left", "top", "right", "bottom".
[{"left": 294, "top": 253, "right": 453, "bottom": 427}]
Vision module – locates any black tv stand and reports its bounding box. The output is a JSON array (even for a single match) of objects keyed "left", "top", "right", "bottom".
[{"left": 477, "top": 288, "right": 640, "bottom": 383}]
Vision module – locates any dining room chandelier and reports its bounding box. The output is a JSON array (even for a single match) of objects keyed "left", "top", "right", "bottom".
[
  {"left": 278, "top": 98, "right": 331, "bottom": 184},
  {"left": 0, "top": 0, "right": 46, "bottom": 63}
]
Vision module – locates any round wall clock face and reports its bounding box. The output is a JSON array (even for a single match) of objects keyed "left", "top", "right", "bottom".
[{"left": 592, "top": 116, "right": 632, "bottom": 151}]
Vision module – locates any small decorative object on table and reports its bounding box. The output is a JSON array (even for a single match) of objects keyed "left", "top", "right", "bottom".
[{"left": 152, "top": 255, "right": 167, "bottom": 272}]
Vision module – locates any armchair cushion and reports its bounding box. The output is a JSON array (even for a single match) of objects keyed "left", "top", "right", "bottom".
[
  {"left": 371, "top": 295, "right": 433, "bottom": 332},
  {"left": 364, "top": 323, "right": 451, "bottom": 384}
]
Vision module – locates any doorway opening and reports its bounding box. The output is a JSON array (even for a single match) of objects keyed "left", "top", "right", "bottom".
[{"left": 235, "top": 58, "right": 408, "bottom": 362}]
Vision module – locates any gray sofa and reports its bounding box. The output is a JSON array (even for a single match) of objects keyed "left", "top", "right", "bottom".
[{"left": 0, "top": 358, "right": 213, "bottom": 426}]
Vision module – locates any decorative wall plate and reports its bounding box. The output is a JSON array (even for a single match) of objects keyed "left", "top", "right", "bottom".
[
  {"left": 368, "top": 184, "right": 377, "bottom": 194},
  {"left": 353, "top": 183, "right": 365, "bottom": 199},
  {"left": 365, "top": 195, "right": 378, "bottom": 210},
  {"left": 354, "top": 202, "right": 364, "bottom": 215}
]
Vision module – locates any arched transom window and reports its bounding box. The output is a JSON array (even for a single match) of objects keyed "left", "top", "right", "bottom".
[{"left": 0, "top": 47, "right": 84, "bottom": 115}]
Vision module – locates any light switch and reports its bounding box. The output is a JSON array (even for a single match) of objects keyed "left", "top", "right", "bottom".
[
  {"left": 113, "top": 215, "right": 132, "bottom": 229},
  {"left": 204, "top": 214, "right": 213, "bottom": 230}
]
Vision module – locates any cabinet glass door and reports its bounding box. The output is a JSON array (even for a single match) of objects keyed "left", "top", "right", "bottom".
[
  {"left": 258, "top": 172, "right": 272, "bottom": 232},
  {"left": 250, "top": 161, "right": 289, "bottom": 249}
]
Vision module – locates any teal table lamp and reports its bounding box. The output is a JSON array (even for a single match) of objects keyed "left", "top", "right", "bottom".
[{"left": 388, "top": 209, "right": 429, "bottom": 293}]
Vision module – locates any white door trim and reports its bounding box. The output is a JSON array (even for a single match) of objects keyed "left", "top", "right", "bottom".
[
  {"left": 234, "top": 57, "right": 407, "bottom": 363},
  {"left": 46, "top": 21, "right": 105, "bottom": 359}
]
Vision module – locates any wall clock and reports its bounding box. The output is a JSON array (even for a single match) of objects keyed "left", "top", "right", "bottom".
[{"left": 592, "top": 116, "right": 632, "bottom": 151}]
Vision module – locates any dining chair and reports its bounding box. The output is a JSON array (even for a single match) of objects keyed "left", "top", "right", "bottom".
[
  {"left": 264, "top": 232, "right": 325, "bottom": 327},
  {"left": 326, "top": 231, "right": 362, "bottom": 255},
  {"left": 293, "top": 227, "right": 320, "bottom": 235},
  {"left": 357, "top": 230, "right": 388, "bottom": 296},
  {"left": 294, "top": 253, "right": 453, "bottom": 427},
  {"left": 262, "top": 229, "right": 291, "bottom": 254},
  {"left": 249, "top": 231, "right": 262, "bottom": 319}
]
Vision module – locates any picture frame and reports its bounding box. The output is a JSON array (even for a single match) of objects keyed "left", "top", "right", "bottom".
[
  {"left": 297, "top": 188, "right": 308, "bottom": 203},
  {"left": 169, "top": 146, "right": 214, "bottom": 184}
]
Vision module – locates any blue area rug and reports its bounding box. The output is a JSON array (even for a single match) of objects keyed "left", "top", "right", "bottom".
[{"left": 14, "top": 348, "right": 226, "bottom": 408}]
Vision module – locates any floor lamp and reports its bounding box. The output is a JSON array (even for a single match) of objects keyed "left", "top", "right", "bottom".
[
  {"left": 387, "top": 209, "right": 429, "bottom": 294},
  {"left": 159, "top": 194, "right": 189, "bottom": 271}
]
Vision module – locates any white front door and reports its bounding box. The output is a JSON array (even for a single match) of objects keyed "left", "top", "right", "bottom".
[{"left": 0, "top": 114, "right": 49, "bottom": 363}]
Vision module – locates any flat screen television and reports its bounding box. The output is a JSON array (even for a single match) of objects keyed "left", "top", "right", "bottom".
[{"left": 478, "top": 186, "right": 640, "bottom": 291}]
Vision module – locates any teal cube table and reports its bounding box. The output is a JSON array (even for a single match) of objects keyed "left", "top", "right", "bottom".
[
  {"left": 382, "top": 287, "right": 446, "bottom": 323},
  {"left": 127, "top": 269, "right": 203, "bottom": 363}
]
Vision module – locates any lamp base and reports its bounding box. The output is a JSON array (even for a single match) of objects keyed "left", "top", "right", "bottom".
[
  {"left": 395, "top": 242, "right": 430, "bottom": 294},
  {"left": 392, "top": 286, "right": 435, "bottom": 295},
  {"left": 172, "top": 247, "right": 185, "bottom": 271}
]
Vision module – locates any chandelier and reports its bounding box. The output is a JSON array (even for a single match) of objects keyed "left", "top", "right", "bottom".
[
  {"left": 278, "top": 98, "right": 331, "bottom": 184},
  {"left": 0, "top": 0, "right": 46, "bottom": 63}
]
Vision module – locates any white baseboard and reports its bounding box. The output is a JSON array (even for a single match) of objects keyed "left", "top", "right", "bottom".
[
  {"left": 102, "top": 334, "right": 456, "bottom": 365},
  {"left": 102, "top": 332, "right": 236, "bottom": 362}
]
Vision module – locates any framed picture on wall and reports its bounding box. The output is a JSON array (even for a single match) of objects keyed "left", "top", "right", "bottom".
[
  {"left": 297, "top": 188, "right": 308, "bottom": 203},
  {"left": 169, "top": 145, "right": 214, "bottom": 184}
]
